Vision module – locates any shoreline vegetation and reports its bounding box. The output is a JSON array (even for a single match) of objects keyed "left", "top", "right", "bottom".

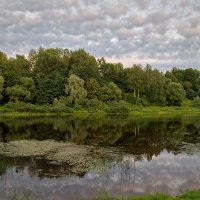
[
  {"left": 0, "top": 102, "right": 200, "bottom": 117},
  {"left": 0, "top": 48, "right": 200, "bottom": 116},
  {"left": 95, "top": 190, "right": 200, "bottom": 200},
  {"left": 8, "top": 190, "right": 200, "bottom": 200}
]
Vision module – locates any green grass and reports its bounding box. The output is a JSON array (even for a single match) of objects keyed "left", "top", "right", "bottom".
[
  {"left": 7, "top": 190, "right": 200, "bottom": 200},
  {"left": 0, "top": 102, "right": 200, "bottom": 117},
  {"left": 94, "top": 190, "right": 200, "bottom": 200}
]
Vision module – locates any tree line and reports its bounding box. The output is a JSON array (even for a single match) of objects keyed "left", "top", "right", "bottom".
[{"left": 0, "top": 48, "right": 200, "bottom": 108}]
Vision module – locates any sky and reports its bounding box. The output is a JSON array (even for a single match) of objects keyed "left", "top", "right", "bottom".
[{"left": 0, "top": 0, "right": 200, "bottom": 71}]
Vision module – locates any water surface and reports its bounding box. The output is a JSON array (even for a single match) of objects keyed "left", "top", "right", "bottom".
[{"left": 0, "top": 115, "right": 200, "bottom": 199}]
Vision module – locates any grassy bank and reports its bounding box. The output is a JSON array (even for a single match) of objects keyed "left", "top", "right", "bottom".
[
  {"left": 96, "top": 190, "right": 200, "bottom": 200},
  {"left": 8, "top": 190, "right": 200, "bottom": 200},
  {"left": 0, "top": 101, "right": 200, "bottom": 117}
]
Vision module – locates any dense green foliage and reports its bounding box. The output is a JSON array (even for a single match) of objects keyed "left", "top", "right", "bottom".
[
  {"left": 0, "top": 75, "right": 4, "bottom": 101},
  {"left": 0, "top": 48, "right": 200, "bottom": 111}
]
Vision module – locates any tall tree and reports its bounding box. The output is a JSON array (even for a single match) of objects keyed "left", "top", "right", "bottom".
[
  {"left": 1, "top": 55, "right": 31, "bottom": 88},
  {"left": 99, "top": 61, "right": 126, "bottom": 90},
  {"left": 65, "top": 74, "right": 87, "bottom": 105},
  {"left": 126, "top": 65, "right": 144, "bottom": 98},
  {"left": 68, "top": 49, "right": 100, "bottom": 81},
  {"left": 32, "top": 48, "right": 69, "bottom": 104}
]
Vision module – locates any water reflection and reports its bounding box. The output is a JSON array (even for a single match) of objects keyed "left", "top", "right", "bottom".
[
  {"left": 0, "top": 115, "right": 200, "bottom": 199},
  {"left": 0, "top": 152, "right": 200, "bottom": 200},
  {"left": 0, "top": 115, "right": 200, "bottom": 157}
]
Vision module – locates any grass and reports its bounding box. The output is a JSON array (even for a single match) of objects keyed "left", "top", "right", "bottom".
[
  {"left": 8, "top": 190, "right": 200, "bottom": 200},
  {"left": 0, "top": 101, "right": 200, "bottom": 117},
  {"left": 94, "top": 190, "right": 200, "bottom": 200}
]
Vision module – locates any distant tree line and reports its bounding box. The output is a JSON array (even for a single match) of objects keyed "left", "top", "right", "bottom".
[{"left": 0, "top": 48, "right": 200, "bottom": 108}]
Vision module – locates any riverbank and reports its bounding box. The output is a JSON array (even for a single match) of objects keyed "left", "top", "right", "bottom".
[
  {"left": 0, "top": 102, "right": 200, "bottom": 117},
  {"left": 96, "top": 190, "right": 200, "bottom": 200},
  {"left": 8, "top": 190, "right": 200, "bottom": 200}
]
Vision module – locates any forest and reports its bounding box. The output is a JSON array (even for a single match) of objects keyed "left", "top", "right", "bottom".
[{"left": 0, "top": 48, "right": 200, "bottom": 113}]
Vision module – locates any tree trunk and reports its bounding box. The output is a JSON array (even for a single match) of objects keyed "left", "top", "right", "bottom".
[
  {"left": 137, "top": 90, "right": 140, "bottom": 98},
  {"left": 134, "top": 90, "right": 136, "bottom": 98}
]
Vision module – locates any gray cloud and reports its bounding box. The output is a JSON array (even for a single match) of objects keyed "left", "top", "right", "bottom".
[{"left": 0, "top": 0, "right": 199, "bottom": 71}]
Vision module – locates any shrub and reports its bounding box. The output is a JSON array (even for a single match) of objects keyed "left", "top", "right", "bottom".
[
  {"left": 1, "top": 102, "right": 72, "bottom": 113},
  {"left": 193, "top": 97, "right": 200, "bottom": 107},
  {"left": 106, "top": 101, "right": 129, "bottom": 114}
]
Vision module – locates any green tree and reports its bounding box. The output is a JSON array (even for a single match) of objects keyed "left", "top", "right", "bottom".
[
  {"left": 65, "top": 74, "right": 87, "bottom": 105},
  {"left": 85, "top": 78, "right": 101, "bottom": 99},
  {"left": 68, "top": 49, "right": 100, "bottom": 81},
  {"left": 6, "top": 86, "right": 30, "bottom": 102},
  {"left": 6, "top": 77, "right": 36, "bottom": 102},
  {"left": 99, "top": 61, "right": 126, "bottom": 89},
  {"left": 101, "top": 82, "right": 122, "bottom": 102},
  {"left": 0, "top": 76, "right": 4, "bottom": 101},
  {"left": 32, "top": 48, "right": 69, "bottom": 104},
  {"left": 166, "top": 82, "right": 186, "bottom": 106},
  {"left": 1, "top": 55, "right": 31, "bottom": 88},
  {"left": 126, "top": 65, "right": 144, "bottom": 98}
]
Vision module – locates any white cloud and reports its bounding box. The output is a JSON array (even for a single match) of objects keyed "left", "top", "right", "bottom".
[{"left": 0, "top": 0, "right": 199, "bottom": 70}]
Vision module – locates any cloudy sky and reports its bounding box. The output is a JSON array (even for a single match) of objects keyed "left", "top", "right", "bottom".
[{"left": 0, "top": 0, "right": 200, "bottom": 71}]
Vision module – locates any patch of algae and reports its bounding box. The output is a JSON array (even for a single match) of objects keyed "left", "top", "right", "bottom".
[{"left": 0, "top": 140, "right": 123, "bottom": 175}]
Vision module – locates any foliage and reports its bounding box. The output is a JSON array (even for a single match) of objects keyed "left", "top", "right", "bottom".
[
  {"left": 6, "top": 86, "right": 31, "bottom": 102},
  {"left": 68, "top": 49, "right": 100, "bottom": 81},
  {"left": 193, "top": 97, "right": 200, "bottom": 107},
  {"left": 32, "top": 48, "right": 69, "bottom": 104},
  {"left": 85, "top": 78, "right": 102, "bottom": 99},
  {"left": 126, "top": 65, "right": 144, "bottom": 98},
  {"left": 0, "top": 75, "right": 4, "bottom": 101},
  {"left": 6, "top": 77, "right": 36, "bottom": 103},
  {"left": 166, "top": 82, "right": 186, "bottom": 106},
  {"left": 0, "top": 48, "right": 199, "bottom": 110},
  {"left": 2, "top": 102, "right": 72, "bottom": 113},
  {"left": 106, "top": 101, "right": 129, "bottom": 114},
  {"left": 65, "top": 74, "right": 87, "bottom": 105},
  {"left": 101, "top": 82, "right": 122, "bottom": 102}
]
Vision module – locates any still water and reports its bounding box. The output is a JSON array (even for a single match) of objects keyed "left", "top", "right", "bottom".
[{"left": 0, "top": 115, "right": 200, "bottom": 199}]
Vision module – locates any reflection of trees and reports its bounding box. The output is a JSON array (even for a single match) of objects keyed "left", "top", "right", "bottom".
[
  {"left": 0, "top": 157, "right": 76, "bottom": 180},
  {"left": 0, "top": 115, "right": 200, "bottom": 161},
  {"left": 99, "top": 155, "right": 137, "bottom": 191}
]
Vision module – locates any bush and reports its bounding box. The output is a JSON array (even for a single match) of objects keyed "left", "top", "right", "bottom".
[
  {"left": 125, "top": 93, "right": 149, "bottom": 107},
  {"left": 193, "top": 97, "right": 200, "bottom": 107},
  {"left": 1, "top": 102, "right": 72, "bottom": 113},
  {"left": 76, "top": 98, "right": 91, "bottom": 108},
  {"left": 106, "top": 101, "right": 129, "bottom": 114}
]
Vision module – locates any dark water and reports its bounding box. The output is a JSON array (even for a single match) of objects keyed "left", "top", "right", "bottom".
[{"left": 0, "top": 115, "right": 200, "bottom": 199}]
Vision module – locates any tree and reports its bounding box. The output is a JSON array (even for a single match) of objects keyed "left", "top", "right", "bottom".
[
  {"left": 126, "top": 65, "right": 144, "bottom": 98},
  {"left": 65, "top": 74, "right": 87, "bottom": 105},
  {"left": 0, "top": 76, "right": 4, "bottom": 101},
  {"left": 85, "top": 78, "right": 101, "bottom": 99},
  {"left": 99, "top": 62, "right": 125, "bottom": 89},
  {"left": 166, "top": 82, "right": 186, "bottom": 106},
  {"left": 68, "top": 49, "right": 100, "bottom": 81},
  {"left": 6, "top": 77, "right": 36, "bottom": 102},
  {"left": 20, "top": 77, "right": 36, "bottom": 97},
  {"left": 32, "top": 48, "right": 69, "bottom": 104},
  {"left": 6, "top": 86, "right": 31, "bottom": 102},
  {"left": 1, "top": 55, "right": 31, "bottom": 88},
  {"left": 101, "top": 82, "right": 122, "bottom": 102}
]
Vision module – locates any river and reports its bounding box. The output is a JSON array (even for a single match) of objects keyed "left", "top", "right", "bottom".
[{"left": 0, "top": 114, "right": 200, "bottom": 199}]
